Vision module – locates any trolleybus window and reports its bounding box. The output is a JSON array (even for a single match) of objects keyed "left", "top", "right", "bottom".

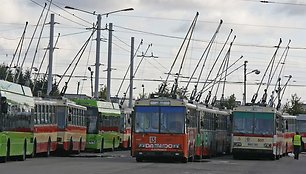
[
  {"left": 297, "top": 120, "right": 306, "bottom": 132},
  {"left": 160, "top": 106, "right": 185, "bottom": 134},
  {"left": 135, "top": 106, "right": 159, "bottom": 133},
  {"left": 234, "top": 112, "right": 274, "bottom": 135},
  {"left": 233, "top": 112, "right": 253, "bottom": 134},
  {"left": 56, "top": 106, "right": 66, "bottom": 129},
  {"left": 254, "top": 113, "right": 273, "bottom": 135}
]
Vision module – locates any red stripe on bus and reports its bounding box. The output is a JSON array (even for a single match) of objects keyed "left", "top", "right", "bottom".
[
  {"left": 34, "top": 125, "right": 57, "bottom": 133},
  {"left": 57, "top": 126, "right": 86, "bottom": 133},
  {"left": 10, "top": 128, "right": 32, "bottom": 132},
  {"left": 283, "top": 132, "right": 295, "bottom": 139},
  {"left": 100, "top": 127, "right": 120, "bottom": 132},
  {"left": 233, "top": 133, "right": 273, "bottom": 138},
  {"left": 123, "top": 128, "right": 131, "bottom": 134}
]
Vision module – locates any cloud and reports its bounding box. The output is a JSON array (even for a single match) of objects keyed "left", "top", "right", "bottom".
[{"left": 1, "top": 0, "right": 306, "bottom": 102}]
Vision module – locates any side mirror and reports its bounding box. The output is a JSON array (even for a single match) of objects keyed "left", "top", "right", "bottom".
[
  {"left": 186, "top": 118, "right": 190, "bottom": 125},
  {"left": 200, "top": 120, "right": 204, "bottom": 127},
  {"left": 1, "top": 97, "right": 8, "bottom": 114},
  {"left": 128, "top": 117, "right": 131, "bottom": 124},
  {"left": 285, "top": 121, "right": 288, "bottom": 130}
]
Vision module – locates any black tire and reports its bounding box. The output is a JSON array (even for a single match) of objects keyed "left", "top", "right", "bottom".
[
  {"left": 111, "top": 139, "right": 115, "bottom": 152},
  {"left": 136, "top": 157, "right": 143, "bottom": 162},
  {"left": 6, "top": 140, "right": 10, "bottom": 161},
  {"left": 181, "top": 157, "right": 188, "bottom": 163},
  {"left": 233, "top": 153, "right": 239, "bottom": 160},
  {"left": 127, "top": 138, "right": 131, "bottom": 149},
  {"left": 32, "top": 140, "right": 37, "bottom": 158},
  {"left": 0, "top": 141, "right": 8, "bottom": 163},
  {"left": 0, "top": 156, "right": 6, "bottom": 163},
  {"left": 276, "top": 147, "right": 280, "bottom": 160},
  {"left": 100, "top": 139, "right": 104, "bottom": 153},
  {"left": 188, "top": 154, "right": 194, "bottom": 162},
  {"left": 69, "top": 138, "right": 73, "bottom": 154},
  {"left": 45, "top": 138, "right": 51, "bottom": 157},
  {"left": 18, "top": 141, "right": 26, "bottom": 161},
  {"left": 77, "top": 139, "right": 82, "bottom": 154}
]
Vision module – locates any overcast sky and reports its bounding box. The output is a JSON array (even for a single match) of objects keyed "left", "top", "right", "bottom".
[{"left": 1, "top": 0, "right": 306, "bottom": 104}]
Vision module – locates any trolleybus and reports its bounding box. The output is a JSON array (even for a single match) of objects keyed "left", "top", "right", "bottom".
[
  {"left": 296, "top": 114, "right": 306, "bottom": 151},
  {"left": 55, "top": 98, "right": 87, "bottom": 154},
  {"left": 120, "top": 107, "right": 132, "bottom": 149},
  {"left": 131, "top": 97, "right": 198, "bottom": 163},
  {"left": 232, "top": 105, "right": 283, "bottom": 159},
  {"left": 194, "top": 104, "right": 231, "bottom": 159},
  {"left": 32, "top": 98, "right": 58, "bottom": 156},
  {"left": 282, "top": 115, "right": 296, "bottom": 155},
  {"left": 73, "top": 99, "right": 121, "bottom": 152},
  {"left": 0, "top": 80, "right": 34, "bottom": 162}
]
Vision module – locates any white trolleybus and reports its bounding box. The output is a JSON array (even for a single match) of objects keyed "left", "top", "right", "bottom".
[{"left": 232, "top": 105, "right": 283, "bottom": 160}]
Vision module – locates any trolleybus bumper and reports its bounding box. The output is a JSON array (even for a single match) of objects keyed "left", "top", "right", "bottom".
[{"left": 134, "top": 151, "right": 184, "bottom": 159}]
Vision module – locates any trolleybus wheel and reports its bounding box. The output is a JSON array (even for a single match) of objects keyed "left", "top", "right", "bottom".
[
  {"left": 32, "top": 139, "right": 37, "bottom": 158},
  {"left": 111, "top": 139, "right": 115, "bottom": 152},
  {"left": 18, "top": 141, "right": 27, "bottom": 161},
  {"left": 127, "top": 138, "right": 131, "bottom": 149},
  {"left": 136, "top": 157, "right": 143, "bottom": 162},
  {"left": 6, "top": 140, "right": 10, "bottom": 161},
  {"left": 77, "top": 139, "right": 82, "bottom": 154},
  {"left": 233, "top": 154, "right": 239, "bottom": 160},
  {"left": 182, "top": 157, "right": 188, "bottom": 163},
  {"left": 45, "top": 138, "right": 51, "bottom": 157},
  {"left": 69, "top": 138, "right": 73, "bottom": 154},
  {"left": 100, "top": 139, "right": 104, "bottom": 153},
  {"left": 0, "top": 141, "right": 8, "bottom": 163}
]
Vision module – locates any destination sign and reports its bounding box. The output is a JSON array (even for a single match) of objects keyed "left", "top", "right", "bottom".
[{"left": 138, "top": 143, "right": 180, "bottom": 149}]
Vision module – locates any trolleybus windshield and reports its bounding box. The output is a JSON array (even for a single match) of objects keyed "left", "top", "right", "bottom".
[
  {"left": 297, "top": 120, "right": 306, "bottom": 132},
  {"left": 135, "top": 106, "right": 185, "bottom": 134},
  {"left": 233, "top": 112, "right": 274, "bottom": 135},
  {"left": 85, "top": 107, "right": 99, "bottom": 134}
]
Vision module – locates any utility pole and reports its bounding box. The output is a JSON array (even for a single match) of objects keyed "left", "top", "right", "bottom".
[
  {"left": 64, "top": 6, "right": 133, "bottom": 99},
  {"left": 94, "top": 14, "right": 101, "bottom": 99},
  {"left": 47, "top": 13, "right": 54, "bottom": 96},
  {"left": 243, "top": 60, "right": 247, "bottom": 105},
  {"left": 77, "top": 81, "right": 80, "bottom": 95},
  {"left": 129, "top": 37, "right": 134, "bottom": 108},
  {"left": 106, "top": 23, "right": 113, "bottom": 101}
]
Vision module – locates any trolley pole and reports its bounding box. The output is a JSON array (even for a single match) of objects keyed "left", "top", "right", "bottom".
[{"left": 129, "top": 37, "right": 134, "bottom": 108}]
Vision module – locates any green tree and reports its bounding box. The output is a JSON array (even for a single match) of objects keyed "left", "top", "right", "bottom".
[
  {"left": 156, "top": 83, "right": 188, "bottom": 99},
  {"left": 99, "top": 85, "right": 107, "bottom": 100},
  {"left": 0, "top": 63, "right": 60, "bottom": 97},
  {"left": 221, "top": 94, "right": 237, "bottom": 110},
  {"left": 0, "top": 64, "right": 13, "bottom": 81},
  {"left": 283, "top": 94, "right": 305, "bottom": 115}
]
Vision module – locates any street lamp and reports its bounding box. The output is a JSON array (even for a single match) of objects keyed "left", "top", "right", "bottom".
[
  {"left": 88, "top": 67, "right": 94, "bottom": 97},
  {"left": 142, "top": 84, "right": 145, "bottom": 98},
  {"left": 65, "top": 6, "right": 134, "bottom": 99},
  {"left": 243, "top": 61, "right": 260, "bottom": 105}
]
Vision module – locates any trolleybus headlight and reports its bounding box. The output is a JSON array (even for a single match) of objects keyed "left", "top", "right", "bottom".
[
  {"left": 264, "top": 143, "right": 272, "bottom": 148},
  {"left": 88, "top": 140, "right": 96, "bottom": 145},
  {"left": 233, "top": 142, "right": 242, "bottom": 147}
]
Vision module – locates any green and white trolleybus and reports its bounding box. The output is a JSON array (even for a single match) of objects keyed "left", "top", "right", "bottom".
[{"left": 0, "top": 80, "right": 34, "bottom": 162}]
